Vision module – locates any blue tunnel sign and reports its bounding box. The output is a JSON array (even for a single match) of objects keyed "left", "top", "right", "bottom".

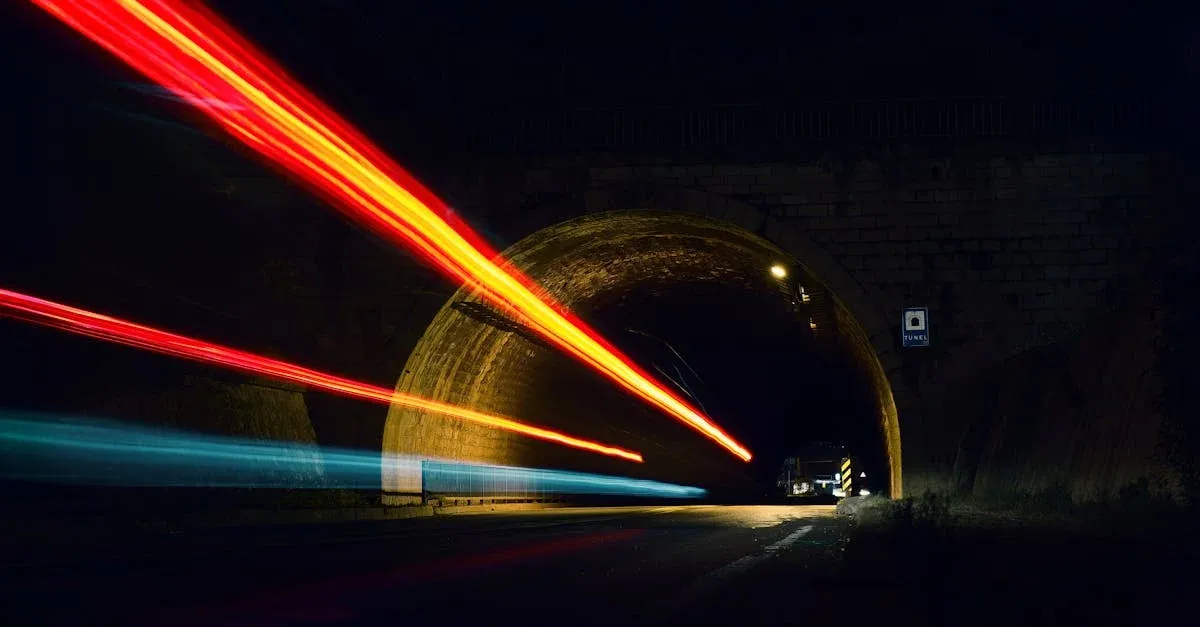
[{"left": 902, "top": 307, "right": 930, "bottom": 348}]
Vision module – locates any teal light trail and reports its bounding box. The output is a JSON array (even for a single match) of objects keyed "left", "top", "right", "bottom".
[{"left": 0, "top": 412, "right": 707, "bottom": 499}]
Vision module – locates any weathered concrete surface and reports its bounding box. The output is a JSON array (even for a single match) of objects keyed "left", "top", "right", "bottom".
[
  {"left": 947, "top": 290, "right": 1176, "bottom": 502},
  {"left": 172, "top": 500, "right": 569, "bottom": 529},
  {"left": 835, "top": 495, "right": 889, "bottom": 517},
  {"left": 96, "top": 375, "right": 325, "bottom": 483},
  {"left": 98, "top": 375, "right": 316, "bottom": 444}
]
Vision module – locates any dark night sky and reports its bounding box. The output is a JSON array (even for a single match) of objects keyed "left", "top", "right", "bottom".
[
  {"left": 3, "top": 1, "right": 1171, "bottom": 119},
  {"left": 8, "top": 1, "right": 1193, "bottom": 145},
  {"left": 197, "top": 0, "right": 1188, "bottom": 106},
  {"left": 9, "top": 1, "right": 1188, "bottom": 189}
]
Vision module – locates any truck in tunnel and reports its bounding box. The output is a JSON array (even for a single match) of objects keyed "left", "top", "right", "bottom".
[{"left": 777, "top": 442, "right": 866, "bottom": 499}]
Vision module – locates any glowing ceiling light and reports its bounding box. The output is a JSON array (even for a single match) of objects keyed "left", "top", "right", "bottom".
[
  {"left": 30, "top": 0, "right": 752, "bottom": 463},
  {"left": 770, "top": 264, "right": 788, "bottom": 279},
  {"left": 0, "top": 288, "right": 642, "bottom": 463}
]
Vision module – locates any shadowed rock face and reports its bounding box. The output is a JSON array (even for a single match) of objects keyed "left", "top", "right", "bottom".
[
  {"left": 95, "top": 375, "right": 324, "bottom": 485},
  {"left": 383, "top": 211, "right": 901, "bottom": 499},
  {"left": 948, "top": 290, "right": 1177, "bottom": 503}
]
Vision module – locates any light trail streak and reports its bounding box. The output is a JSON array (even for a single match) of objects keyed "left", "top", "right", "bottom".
[
  {"left": 0, "top": 412, "right": 704, "bottom": 497},
  {"left": 29, "top": 0, "right": 752, "bottom": 462},
  {"left": 0, "top": 288, "right": 642, "bottom": 463},
  {"left": 120, "top": 81, "right": 247, "bottom": 110}
]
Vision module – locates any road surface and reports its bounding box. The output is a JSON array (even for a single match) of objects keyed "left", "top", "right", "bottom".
[{"left": 2, "top": 505, "right": 848, "bottom": 627}]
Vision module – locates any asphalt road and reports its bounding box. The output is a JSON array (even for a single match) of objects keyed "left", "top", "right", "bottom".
[{"left": 2, "top": 505, "right": 848, "bottom": 627}]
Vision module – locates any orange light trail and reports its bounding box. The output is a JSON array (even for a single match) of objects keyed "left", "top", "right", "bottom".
[
  {"left": 0, "top": 288, "right": 643, "bottom": 463},
  {"left": 29, "top": 0, "right": 752, "bottom": 461}
]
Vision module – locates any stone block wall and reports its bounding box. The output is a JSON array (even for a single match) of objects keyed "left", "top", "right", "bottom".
[
  {"left": 566, "top": 152, "right": 1157, "bottom": 384},
  {"left": 433, "top": 146, "right": 1170, "bottom": 496}
]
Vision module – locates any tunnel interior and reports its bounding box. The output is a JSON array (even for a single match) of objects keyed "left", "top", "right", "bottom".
[
  {"left": 384, "top": 211, "right": 898, "bottom": 501},
  {"left": 587, "top": 283, "right": 884, "bottom": 494}
]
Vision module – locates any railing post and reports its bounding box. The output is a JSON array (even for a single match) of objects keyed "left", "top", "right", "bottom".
[{"left": 420, "top": 460, "right": 428, "bottom": 505}]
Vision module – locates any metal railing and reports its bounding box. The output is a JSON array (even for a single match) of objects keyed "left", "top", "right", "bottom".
[
  {"left": 420, "top": 460, "right": 551, "bottom": 503},
  {"left": 394, "top": 98, "right": 1165, "bottom": 157}
]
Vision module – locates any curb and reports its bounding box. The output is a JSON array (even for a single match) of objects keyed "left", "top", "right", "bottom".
[{"left": 168, "top": 500, "right": 569, "bottom": 529}]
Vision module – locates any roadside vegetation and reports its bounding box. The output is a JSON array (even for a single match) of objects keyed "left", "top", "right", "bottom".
[{"left": 834, "top": 488, "right": 1196, "bottom": 626}]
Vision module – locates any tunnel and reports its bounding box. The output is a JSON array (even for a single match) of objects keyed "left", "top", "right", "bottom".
[{"left": 383, "top": 211, "right": 901, "bottom": 502}]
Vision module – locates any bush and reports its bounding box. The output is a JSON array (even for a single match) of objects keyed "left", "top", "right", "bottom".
[
  {"left": 963, "top": 482, "right": 1075, "bottom": 515},
  {"left": 862, "top": 493, "right": 950, "bottom": 530},
  {"left": 914, "top": 491, "right": 950, "bottom": 524}
]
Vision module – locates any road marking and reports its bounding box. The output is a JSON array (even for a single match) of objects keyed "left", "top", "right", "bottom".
[
  {"left": 700, "top": 524, "right": 814, "bottom": 584},
  {"left": 641, "top": 522, "right": 821, "bottom": 623},
  {"left": 766, "top": 525, "right": 814, "bottom": 552}
]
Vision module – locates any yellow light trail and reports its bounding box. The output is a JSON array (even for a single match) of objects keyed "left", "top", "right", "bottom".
[
  {"left": 31, "top": 0, "right": 752, "bottom": 461},
  {"left": 0, "top": 287, "right": 644, "bottom": 463}
]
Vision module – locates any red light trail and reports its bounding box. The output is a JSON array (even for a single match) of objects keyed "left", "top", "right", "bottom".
[
  {"left": 0, "top": 288, "right": 643, "bottom": 463},
  {"left": 29, "top": 0, "right": 751, "bottom": 461}
]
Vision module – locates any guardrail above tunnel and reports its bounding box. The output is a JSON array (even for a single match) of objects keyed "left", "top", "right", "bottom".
[{"left": 386, "top": 97, "right": 1174, "bottom": 158}]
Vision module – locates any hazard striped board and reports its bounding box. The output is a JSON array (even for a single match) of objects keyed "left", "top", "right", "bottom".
[{"left": 840, "top": 457, "right": 853, "bottom": 496}]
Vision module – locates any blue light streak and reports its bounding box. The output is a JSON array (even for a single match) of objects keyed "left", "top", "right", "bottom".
[
  {"left": 0, "top": 412, "right": 706, "bottom": 499},
  {"left": 422, "top": 461, "right": 706, "bottom": 498}
]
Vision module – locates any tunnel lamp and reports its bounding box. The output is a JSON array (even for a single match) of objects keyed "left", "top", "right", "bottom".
[
  {"left": 798, "top": 286, "right": 811, "bottom": 304},
  {"left": 770, "top": 264, "right": 788, "bottom": 279},
  {"left": 809, "top": 319, "right": 817, "bottom": 330}
]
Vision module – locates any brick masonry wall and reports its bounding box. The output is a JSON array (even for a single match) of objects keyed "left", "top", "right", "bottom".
[{"left": 571, "top": 153, "right": 1156, "bottom": 379}]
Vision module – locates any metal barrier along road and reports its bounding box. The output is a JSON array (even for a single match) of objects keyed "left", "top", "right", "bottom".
[
  {"left": 421, "top": 460, "right": 550, "bottom": 504},
  {"left": 395, "top": 98, "right": 1165, "bottom": 157},
  {"left": 419, "top": 461, "right": 708, "bottom": 504}
]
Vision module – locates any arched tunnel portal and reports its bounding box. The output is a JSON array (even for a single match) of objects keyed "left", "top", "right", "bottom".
[{"left": 383, "top": 211, "right": 902, "bottom": 502}]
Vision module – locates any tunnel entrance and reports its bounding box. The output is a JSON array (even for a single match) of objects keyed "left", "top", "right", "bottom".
[{"left": 383, "top": 211, "right": 901, "bottom": 502}]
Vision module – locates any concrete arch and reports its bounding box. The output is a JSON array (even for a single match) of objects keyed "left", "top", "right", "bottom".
[
  {"left": 383, "top": 187, "right": 911, "bottom": 500},
  {"left": 579, "top": 183, "right": 909, "bottom": 494},
  {"left": 513, "top": 181, "right": 901, "bottom": 370}
]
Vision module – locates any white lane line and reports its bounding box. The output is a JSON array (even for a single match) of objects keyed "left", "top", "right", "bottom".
[
  {"left": 638, "top": 523, "right": 829, "bottom": 623},
  {"left": 699, "top": 524, "right": 815, "bottom": 585},
  {"left": 766, "top": 525, "right": 813, "bottom": 552}
]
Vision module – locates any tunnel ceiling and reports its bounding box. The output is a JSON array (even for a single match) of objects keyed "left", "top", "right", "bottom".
[{"left": 384, "top": 211, "right": 898, "bottom": 497}]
